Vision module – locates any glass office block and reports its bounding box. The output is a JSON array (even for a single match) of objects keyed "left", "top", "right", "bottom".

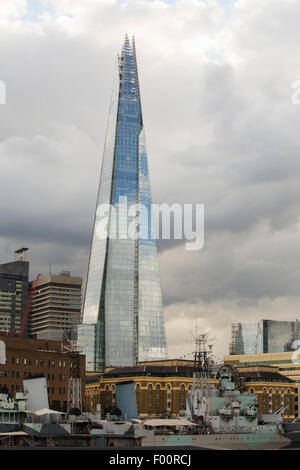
[{"left": 230, "top": 320, "right": 300, "bottom": 355}]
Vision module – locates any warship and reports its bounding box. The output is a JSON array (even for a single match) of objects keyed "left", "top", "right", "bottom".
[{"left": 140, "top": 335, "right": 298, "bottom": 450}]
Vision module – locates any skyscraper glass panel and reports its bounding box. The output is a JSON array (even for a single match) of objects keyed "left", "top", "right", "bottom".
[
  {"left": 80, "top": 37, "right": 167, "bottom": 371},
  {"left": 230, "top": 320, "right": 300, "bottom": 355}
]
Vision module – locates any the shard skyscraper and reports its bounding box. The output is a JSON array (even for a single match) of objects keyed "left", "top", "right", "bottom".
[{"left": 79, "top": 36, "right": 167, "bottom": 371}]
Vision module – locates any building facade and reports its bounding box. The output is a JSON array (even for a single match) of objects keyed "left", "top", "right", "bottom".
[
  {"left": 230, "top": 320, "right": 300, "bottom": 355},
  {"left": 80, "top": 36, "right": 167, "bottom": 371},
  {"left": 238, "top": 365, "right": 296, "bottom": 420},
  {"left": 30, "top": 272, "right": 82, "bottom": 340},
  {"left": 225, "top": 352, "right": 300, "bottom": 416},
  {"left": 85, "top": 362, "right": 198, "bottom": 418},
  {"left": 0, "top": 333, "right": 85, "bottom": 412},
  {"left": 0, "top": 251, "right": 29, "bottom": 336},
  {"left": 85, "top": 360, "right": 296, "bottom": 420}
]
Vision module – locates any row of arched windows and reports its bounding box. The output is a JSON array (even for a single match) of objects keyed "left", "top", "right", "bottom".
[
  {"left": 248, "top": 387, "right": 291, "bottom": 395},
  {"left": 102, "top": 383, "right": 193, "bottom": 391}
]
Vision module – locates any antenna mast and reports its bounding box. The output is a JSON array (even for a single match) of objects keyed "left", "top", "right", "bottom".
[{"left": 193, "top": 333, "right": 214, "bottom": 392}]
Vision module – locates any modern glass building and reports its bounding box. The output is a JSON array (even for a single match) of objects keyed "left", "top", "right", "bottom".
[
  {"left": 79, "top": 36, "right": 167, "bottom": 371},
  {"left": 230, "top": 320, "right": 300, "bottom": 355}
]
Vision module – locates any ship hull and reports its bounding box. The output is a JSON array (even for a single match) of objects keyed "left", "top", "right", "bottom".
[{"left": 141, "top": 432, "right": 291, "bottom": 450}]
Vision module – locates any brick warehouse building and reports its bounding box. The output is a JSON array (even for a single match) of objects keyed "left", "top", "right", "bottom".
[
  {"left": 0, "top": 333, "right": 85, "bottom": 411},
  {"left": 85, "top": 360, "right": 297, "bottom": 420},
  {"left": 238, "top": 365, "right": 297, "bottom": 420}
]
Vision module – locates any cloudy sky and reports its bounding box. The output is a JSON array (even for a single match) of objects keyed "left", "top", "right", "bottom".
[{"left": 1, "top": 0, "right": 300, "bottom": 360}]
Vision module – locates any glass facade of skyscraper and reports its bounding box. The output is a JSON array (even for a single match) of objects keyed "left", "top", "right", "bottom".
[
  {"left": 230, "top": 320, "right": 300, "bottom": 355},
  {"left": 79, "top": 37, "right": 167, "bottom": 371}
]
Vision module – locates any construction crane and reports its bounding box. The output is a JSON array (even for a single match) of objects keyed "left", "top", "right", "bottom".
[{"left": 18, "top": 273, "right": 41, "bottom": 338}]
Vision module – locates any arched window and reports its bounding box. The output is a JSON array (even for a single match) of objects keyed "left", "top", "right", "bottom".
[
  {"left": 249, "top": 388, "right": 254, "bottom": 394},
  {"left": 155, "top": 384, "right": 161, "bottom": 390},
  {"left": 166, "top": 384, "right": 171, "bottom": 390},
  {"left": 136, "top": 383, "right": 140, "bottom": 390},
  {"left": 263, "top": 388, "right": 267, "bottom": 394},
  {"left": 148, "top": 384, "right": 153, "bottom": 390},
  {"left": 287, "top": 389, "right": 291, "bottom": 394},
  {"left": 105, "top": 385, "right": 110, "bottom": 391}
]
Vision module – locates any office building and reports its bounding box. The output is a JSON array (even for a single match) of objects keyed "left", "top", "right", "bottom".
[
  {"left": 85, "top": 359, "right": 296, "bottom": 420},
  {"left": 30, "top": 272, "right": 82, "bottom": 340},
  {"left": 0, "top": 332, "right": 85, "bottom": 411},
  {"left": 225, "top": 351, "right": 300, "bottom": 416},
  {"left": 0, "top": 249, "right": 29, "bottom": 336},
  {"left": 230, "top": 320, "right": 300, "bottom": 355},
  {"left": 80, "top": 36, "right": 167, "bottom": 370}
]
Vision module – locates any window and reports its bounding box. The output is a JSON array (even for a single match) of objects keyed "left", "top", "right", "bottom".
[{"left": 148, "top": 384, "right": 153, "bottom": 390}]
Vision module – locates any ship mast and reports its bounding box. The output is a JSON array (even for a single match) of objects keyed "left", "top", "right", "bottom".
[{"left": 192, "top": 333, "right": 214, "bottom": 394}]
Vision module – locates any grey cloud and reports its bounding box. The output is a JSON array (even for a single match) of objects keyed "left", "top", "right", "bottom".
[{"left": 1, "top": 0, "right": 300, "bottom": 357}]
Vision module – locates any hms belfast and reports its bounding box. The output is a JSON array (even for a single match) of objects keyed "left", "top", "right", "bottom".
[{"left": 140, "top": 335, "right": 300, "bottom": 450}]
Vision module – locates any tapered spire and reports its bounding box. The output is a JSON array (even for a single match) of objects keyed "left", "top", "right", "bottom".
[{"left": 79, "top": 37, "right": 167, "bottom": 371}]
